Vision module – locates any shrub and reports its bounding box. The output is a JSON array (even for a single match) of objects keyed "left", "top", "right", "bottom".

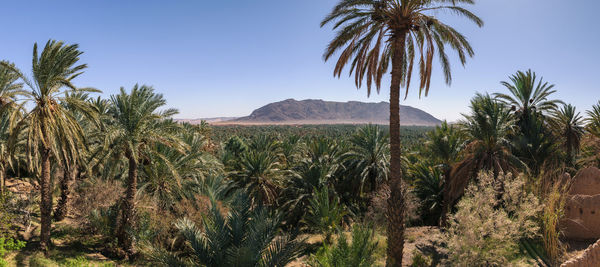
[
  {"left": 0, "top": 237, "right": 25, "bottom": 257},
  {"left": 309, "top": 224, "right": 377, "bottom": 267},
  {"left": 73, "top": 178, "right": 123, "bottom": 223},
  {"left": 541, "top": 180, "right": 568, "bottom": 265},
  {"left": 149, "top": 193, "right": 303, "bottom": 267},
  {"left": 446, "top": 172, "right": 542, "bottom": 266},
  {"left": 410, "top": 251, "right": 432, "bottom": 267},
  {"left": 305, "top": 187, "right": 346, "bottom": 243},
  {"left": 365, "top": 183, "right": 420, "bottom": 227}
]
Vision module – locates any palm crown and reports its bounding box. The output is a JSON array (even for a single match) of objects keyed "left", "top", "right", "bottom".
[
  {"left": 321, "top": 0, "right": 483, "bottom": 97},
  {"left": 494, "top": 69, "right": 562, "bottom": 116}
]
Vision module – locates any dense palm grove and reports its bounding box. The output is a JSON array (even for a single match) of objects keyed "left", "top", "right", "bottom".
[
  {"left": 0, "top": 40, "right": 600, "bottom": 266},
  {"left": 0, "top": 1, "right": 599, "bottom": 266}
]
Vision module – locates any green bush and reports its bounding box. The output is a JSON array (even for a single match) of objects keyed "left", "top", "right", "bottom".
[
  {"left": 0, "top": 236, "right": 26, "bottom": 257},
  {"left": 304, "top": 187, "right": 347, "bottom": 243},
  {"left": 309, "top": 224, "right": 377, "bottom": 267},
  {"left": 410, "top": 251, "right": 432, "bottom": 267}
]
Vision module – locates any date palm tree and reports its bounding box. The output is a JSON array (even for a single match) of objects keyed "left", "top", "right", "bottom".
[
  {"left": 494, "top": 70, "right": 562, "bottom": 176},
  {"left": 579, "top": 102, "right": 600, "bottom": 168},
  {"left": 551, "top": 104, "right": 584, "bottom": 160},
  {"left": 494, "top": 70, "right": 562, "bottom": 118},
  {"left": 0, "top": 61, "right": 24, "bottom": 195},
  {"left": 102, "top": 85, "right": 183, "bottom": 256},
  {"left": 150, "top": 193, "right": 303, "bottom": 267},
  {"left": 233, "top": 150, "right": 282, "bottom": 206},
  {"left": 441, "top": 93, "right": 524, "bottom": 223},
  {"left": 343, "top": 124, "right": 389, "bottom": 194},
  {"left": 321, "top": 1, "right": 482, "bottom": 265},
  {"left": 2, "top": 40, "right": 95, "bottom": 253},
  {"left": 586, "top": 102, "right": 600, "bottom": 139},
  {"left": 55, "top": 92, "right": 98, "bottom": 221}
]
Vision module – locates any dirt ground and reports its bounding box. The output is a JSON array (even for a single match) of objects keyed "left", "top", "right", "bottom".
[{"left": 287, "top": 226, "right": 447, "bottom": 267}]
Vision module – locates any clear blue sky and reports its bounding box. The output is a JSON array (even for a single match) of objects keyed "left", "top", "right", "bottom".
[{"left": 1, "top": 0, "right": 599, "bottom": 121}]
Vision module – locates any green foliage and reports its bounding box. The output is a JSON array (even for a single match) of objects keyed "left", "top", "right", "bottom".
[
  {"left": 305, "top": 187, "right": 347, "bottom": 243},
  {"left": 233, "top": 150, "right": 282, "bottom": 206},
  {"left": 410, "top": 251, "right": 432, "bottom": 267},
  {"left": 342, "top": 124, "right": 389, "bottom": 195},
  {"left": 88, "top": 204, "right": 120, "bottom": 241},
  {"left": 309, "top": 224, "right": 377, "bottom": 267},
  {"left": 0, "top": 236, "right": 25, "bottom": 257},
  {"left": 149, "top": 193, "right": 303, "bottom": 267},
  {"left": 410, "top": 163, "right": 444, "bottom": 225}
]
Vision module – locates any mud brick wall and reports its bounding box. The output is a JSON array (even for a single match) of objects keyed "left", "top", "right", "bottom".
[{"left": 561, "top": 239, "right": 600, "bottom": 267}]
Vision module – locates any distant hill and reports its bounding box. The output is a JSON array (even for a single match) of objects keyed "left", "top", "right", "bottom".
[
  {"left": 225, "top": 99, "right": 441, "bottom": 126},
  {"left": 177, "top": 117, "right": 239, "bottom": 124}
]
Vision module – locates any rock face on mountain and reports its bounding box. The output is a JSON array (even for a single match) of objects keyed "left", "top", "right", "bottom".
[{"left": 234, "top": 99, "right": 441, "bottom": 126}]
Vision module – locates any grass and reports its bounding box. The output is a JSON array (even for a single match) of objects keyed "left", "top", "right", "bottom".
[{"left": 2, "top": 219, "right": 136, "bottom": 267}]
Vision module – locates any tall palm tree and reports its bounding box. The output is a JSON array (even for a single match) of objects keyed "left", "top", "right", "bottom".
[
  {"left": 0, "top": 61, "right": 24, "bottom": 195},
  {"left": 321, "top": 1, "right": 482, "bottom": 265},
  {"left": 494, "top": 70, "right": 562, "bottom": 176},
  {"left": 550, "top": 104, "right": 585, "bottom": 168},
  {"left": 586, "top": 102, "right": 600, "bottom": 139},
  {"left": 0, "top": 61, "right": 25, "bottom": 113},
  {"left": 55, "top": 92, "right": 98, "bottom": 221},
  {"left": 102, "top": 85, "right": 183, "bottom": 255},
  {"left": 582, "top": 102, "right": 600, "bottom": 167},
  {"left": 550, "top": 104, "right": 584, "bottom": 160},
  {"left": 2, "top": 40, "right": 95, "bottom": 253},
  {"left": 441, "top": 93, "right": 524, "bottom": 224}
]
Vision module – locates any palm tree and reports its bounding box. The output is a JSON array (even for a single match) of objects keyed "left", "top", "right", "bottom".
[
  {"left": 410, "top": 163, "right": 444, "bottom": 225},
  {"left": 424, "top": 121, "right": 464, "bottom": 171},
  {"left": 581, "top": 102, "right": 600, "bottom": 167},
  {"left": 343, "top": 124, "right": 389, "bottom": 194},
  {"left": 0, "top": 112, "right": 17, "bottom": 196},
  {"left": 102, "top": 85, "right": 183, "bottom": 255},
  {"left": 0, "top": 61, "right": 25, "bottom": 113},
  {"left": 441, "top": 93, "right": 524, "bottom": 224},
  {"left": 305, "top": 187, "right": 347, "bottom": 244},
  {"left": 494, "top": 70, "right": 562, "bottom": 177},
  {"left": 550, "top": 104, "right": 584, "bottom": 160},
  {"left": 150, "top": 193, "right": 303, "bottom": 267},
  {"left": 494, "top": 70, "right": 562, "bottom": 118},
  {"left": 282, "top": 159, "right": 336, "bottom": 228},
  {"left": 586, "top": 102, "right": 600, "bottom": 139},
  {"left": 2, "top": 40, "right": 95, "bottom": 253},
  {"left": 0, "top": 61, "right": 24, "bottom": 195},
  {"left": 423, "top": 121, "right": 463, "bottom": 225},
  {"left": 233, "top": 150, "right": 282, "bottom": 206},
  {"left": 55, "top": 92, "right": 98, "bottom": 221},
  {"left": 321, "top": 1, "right": 482, "bottom": 265}
]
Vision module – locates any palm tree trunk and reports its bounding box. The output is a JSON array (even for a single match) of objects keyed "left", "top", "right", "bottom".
[
  {"left": 118, "top": 154, "right": 138, "bottom": 256},
  {"left": 0, "top": 164, "right": 5, "bottom": 196},
  {"left": 439, "top": 167, "right": 451, "bottom": 227},
  {"left": 40, "top": 146, "right": 53, "bottom": 254},
  {"left": 54, "top": 162, "right": 76, "bottom": 221},
  {"left": 386, "top": 32, "right": 406, "bottom": 267}
]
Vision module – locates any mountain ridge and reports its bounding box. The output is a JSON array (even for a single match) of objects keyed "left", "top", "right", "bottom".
[{"left": 225, "top": 99, "right": 441, "bottom": 126}]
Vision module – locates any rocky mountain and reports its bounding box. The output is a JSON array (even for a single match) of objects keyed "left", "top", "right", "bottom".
[{"left": 231, "top": 99, "right": 441, "bottom": 126}]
